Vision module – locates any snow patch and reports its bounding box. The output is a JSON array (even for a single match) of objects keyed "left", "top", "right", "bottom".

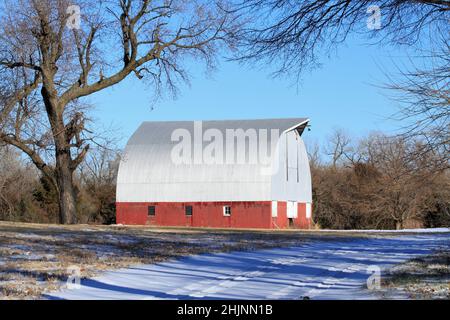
[{"left": 45, "top": 233, "right": 450, "bottom": 300}]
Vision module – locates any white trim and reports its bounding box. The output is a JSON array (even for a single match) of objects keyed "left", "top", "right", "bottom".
[
  {"left": 223, "top": 205, "right": 232, "bottom": 216},
  {"left": 271, "top": 201, "right": 278, "bottom": 217},
  {"left": 282, "top": 119, "right": 310, "bottom": 135},
  {"left": 306, "top": 202, "right": 312, "bottom": 219},
  {"left": 287, "top": 201, "right": 298, "bottom": 218}
]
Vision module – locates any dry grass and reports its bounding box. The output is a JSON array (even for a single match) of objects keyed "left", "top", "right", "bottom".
[
  {"left": 0, "top": 221, "right": 328, "bottom": 299},
  {"left": 380, "top": 251, "right": 450, "bottom": 299},
  {"left": 2, "top": 221, "right": 435, "bottom": 299}
]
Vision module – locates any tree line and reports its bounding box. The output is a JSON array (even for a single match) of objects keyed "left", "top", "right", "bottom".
[
  {"left": 309, "top": 130, "right": 449, "bottom": 229},
  {"left": 0, "top": 145, "right": 119, "bottom": 224}
]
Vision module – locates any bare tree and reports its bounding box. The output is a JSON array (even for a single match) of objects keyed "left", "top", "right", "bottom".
[
  {"left": 0, "top": 0, "right": 239, "bottom": 224},
  {"left": 306, "top": 139, "right": 322, "bottom": 169},
  {"left": 325, "top": 128, "right": 353, "bottom": 169},
  {"left": 234, "top": 0, "right": 449, "bottom": 160},
  {"left": 361, "top": 135, "right": 444, "bottom": 229},
  {"left": 234, "top": 0, "right": 449, "bottom": 75},
  {"left": 313, "top": 131, "right": 448, "bottom": 230},
  {"left": 386, "top": 33, "right": 449, "bottom": 162},
  {"left": 0, "top": 146, "right": 39, "bottom": 221},
  {"left": 77, "top": 145, "right": 121, "bottom": 224}
]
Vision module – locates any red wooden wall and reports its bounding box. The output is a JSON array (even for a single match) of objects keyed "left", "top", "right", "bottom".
[{"left": 116, "top": 201, "right": 311, "bottom": 229}]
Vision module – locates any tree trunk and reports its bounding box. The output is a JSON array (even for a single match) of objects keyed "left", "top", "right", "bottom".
[
  {"left": 55, "top": 149, "right": 77, "bottom": 224},
  {"left": 395, "top": 220, "right": 403, "bottom": 230},
  {"left": 42, "top": 83, "right": 78, "bottom": 224}
]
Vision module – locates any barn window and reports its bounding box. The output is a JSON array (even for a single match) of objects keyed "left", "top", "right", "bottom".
[
  {"left": 185, "top": 205, "right": 193, "bottom": 216},
  {"left": 148, "top": 206, "right": 156, "bottom": 216},
  {"left": 223, "top": 206, "right": 232, "bottom": 216}
]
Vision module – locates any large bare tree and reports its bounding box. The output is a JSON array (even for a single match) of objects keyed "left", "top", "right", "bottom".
[
  {"left": 235, "top": 0, "right": 449, "bottom": 75},
  {"left": 0, "top": 0, "right": 239, "bottom": 223},
  {"left": 234, "top": 0, "right": 449, "bottom": 156},
  {"left": 386, "top": 33, "right": 449, "bottom": 163}
]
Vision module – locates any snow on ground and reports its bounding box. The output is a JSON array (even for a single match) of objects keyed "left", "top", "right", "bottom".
[
  {"left": 381, "top": 250, "right": 450, "bottom": 299},
  {"left": 0, "top": 222, "right": 311, "bottom": 298},
  {"left": 46, "top": 233, "right": 450, "bottom": 300}
]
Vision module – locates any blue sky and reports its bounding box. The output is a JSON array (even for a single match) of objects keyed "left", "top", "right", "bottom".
[{"left": 90, "top": 36, "right": 409, "bottom": 149}]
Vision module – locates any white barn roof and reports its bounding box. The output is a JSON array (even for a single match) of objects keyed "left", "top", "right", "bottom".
[{"left": 117, "top": 118, "right": 312, "bottom": 203}]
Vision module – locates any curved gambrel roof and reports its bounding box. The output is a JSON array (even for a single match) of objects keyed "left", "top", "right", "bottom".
[
  {"left": 126, "top": 118, "right": 309, "bottom": 144},
  {"left": 117, "top": 118, "right": 310, "bottom": 202}
]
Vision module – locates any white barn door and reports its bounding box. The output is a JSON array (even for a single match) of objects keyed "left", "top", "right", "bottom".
[{"left": 287, "top": 201, "right": 298, "bottom": 218}]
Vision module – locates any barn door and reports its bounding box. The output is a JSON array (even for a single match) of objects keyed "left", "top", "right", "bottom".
[{"left": 287, "top": 201, "right": 298, "bottom": 218}]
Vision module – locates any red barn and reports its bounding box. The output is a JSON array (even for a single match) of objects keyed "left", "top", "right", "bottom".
[{"left": 116, "top": 118, "right": 312, "bottom": 229}]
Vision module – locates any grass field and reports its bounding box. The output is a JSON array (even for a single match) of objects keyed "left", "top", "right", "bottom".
[
  {"left": 0, "top": 221, "right": 448, "bottom": 299},
  {"left": 380, "top": 251, "right": 450, "bottom": 299},
  {"left": 0, "top": 221, "right": 321, "bottom": 299}
]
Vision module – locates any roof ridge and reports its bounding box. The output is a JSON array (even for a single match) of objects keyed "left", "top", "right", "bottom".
[{"left": 140, "top": 117, "right": 308, "bottom": 123}]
